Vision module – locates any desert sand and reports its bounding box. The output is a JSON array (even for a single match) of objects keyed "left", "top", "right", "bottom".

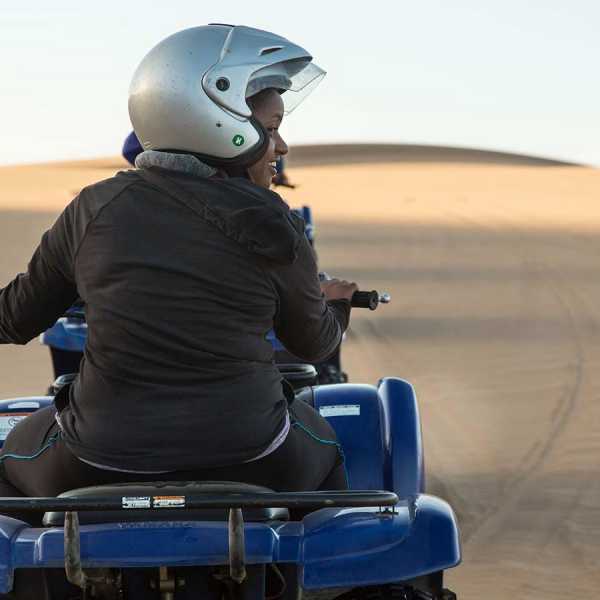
[{"left": 1, "top": 145, "right": 600, "bottom": 598}]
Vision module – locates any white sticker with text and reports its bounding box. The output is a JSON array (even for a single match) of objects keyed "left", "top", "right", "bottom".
[
  {"left": 0, "top": 415, "right": 29, "bottom": 440},
  {"left": 319, "top": 404, "right": 361, "bottom": 417},
  {"left": 122, "top": 496, "right": 151, "bottom": 509}
]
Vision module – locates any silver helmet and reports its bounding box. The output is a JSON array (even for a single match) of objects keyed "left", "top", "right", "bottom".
[{"left": 128, "top": 24, "right": 325, "bottom": 167}]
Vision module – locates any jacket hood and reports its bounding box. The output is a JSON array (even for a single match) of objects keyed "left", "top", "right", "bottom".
[{"left": 135, "top": 167, "right": 305, "bottom": 265}]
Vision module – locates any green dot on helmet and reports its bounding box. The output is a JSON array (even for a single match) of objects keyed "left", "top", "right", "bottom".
[{"left": 232, "top": 135, "right": 245, "bottom": 147}]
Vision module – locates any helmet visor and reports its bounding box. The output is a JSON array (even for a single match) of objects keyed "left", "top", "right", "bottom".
[{"left": 246, "top": 61, "right": 326, "bottom": 114}]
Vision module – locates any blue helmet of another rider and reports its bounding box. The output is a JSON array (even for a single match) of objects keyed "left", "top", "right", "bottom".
[{"left": 122, "top": 131, "right": 143, "bottom": 166}]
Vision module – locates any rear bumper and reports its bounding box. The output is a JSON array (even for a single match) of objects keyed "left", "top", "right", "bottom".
[{"left": 0, "top": 494, "right": 460, "bottom": 593}]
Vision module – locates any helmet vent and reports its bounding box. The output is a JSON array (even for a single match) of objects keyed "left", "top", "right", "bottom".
[{"left": 260, "top": 46, "right": 283, "bottom": 56}]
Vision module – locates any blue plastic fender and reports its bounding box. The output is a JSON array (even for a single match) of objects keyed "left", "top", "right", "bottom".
[
  {"left": 300, "top": 496, "right": 461, "bottom": 589},
  {"left": 378, "top": 377, "right": 425, "bottom": 497},
  {"left": 0, "top": 496, "right": 460, "bottom": 593},
  {"left": 311, "top": 384, "right": 386, "bottom": 490},
  {"left": 0, "top": 517, "right": 29, "bottom": 593}
]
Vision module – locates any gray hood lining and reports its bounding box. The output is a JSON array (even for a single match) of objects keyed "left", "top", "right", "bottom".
[{"left": 135, "top": 150, "right": 218, "bottom": 179}]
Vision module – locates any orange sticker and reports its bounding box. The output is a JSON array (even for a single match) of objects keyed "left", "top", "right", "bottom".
[{"left": 153, "top": 495, "right": 185, "bottom": 508}]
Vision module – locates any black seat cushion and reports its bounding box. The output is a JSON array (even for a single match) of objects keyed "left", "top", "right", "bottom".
[{"left": 43, "top": 481, "right": 289, "bottom": 526}]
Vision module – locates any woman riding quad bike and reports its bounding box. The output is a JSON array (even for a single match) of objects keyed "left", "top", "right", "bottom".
[{"left": 0, "top": 25, "right": 359, "bottom": 512}]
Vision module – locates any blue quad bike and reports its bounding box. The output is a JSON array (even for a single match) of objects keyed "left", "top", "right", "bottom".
[{"left": 0, "top": 208, "right": 460, "bottom": 599}]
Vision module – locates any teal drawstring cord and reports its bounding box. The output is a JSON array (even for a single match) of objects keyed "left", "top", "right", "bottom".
[
  {"left": 0, "top": 432, "right": 61, "bottom": 463},
  {"left": 291, "top": 419, "right": 349, "bottom": 488}
]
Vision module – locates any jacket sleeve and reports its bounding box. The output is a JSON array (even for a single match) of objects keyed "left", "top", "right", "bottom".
[
  {"left": 268, "top": 235, "right": 351, "bottom": 362},
  {"left": 0, "top": 199, "right": 79, "bottom": 345}
]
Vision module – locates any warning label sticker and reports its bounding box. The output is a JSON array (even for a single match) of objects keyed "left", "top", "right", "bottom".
[
  {"left": 153, "top": 495, "right": 185, "bottom": 508},
  {"left": 0, "top": 414, "right": 30, "bottom": 441},
  {"left": 122, "top": 496, "right": 151, "bottom": 509},
  {"left": 319, "top": 404, "right": 361, "bottom": 417}
]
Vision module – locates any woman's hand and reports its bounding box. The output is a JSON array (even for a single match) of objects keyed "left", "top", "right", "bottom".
[{"left": 320, "top": 278, "right": 359, "bottom": 302}]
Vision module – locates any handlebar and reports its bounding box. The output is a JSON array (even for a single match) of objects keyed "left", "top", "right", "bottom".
[
  {"left": 319, "top": 272, "right": 391, "bottom": 310},
  {"left": 351, "top": 290, "right": 391, "bottom": 311},
  {"left": 61, "top": 287, "right": 390, "bottom": 320}
]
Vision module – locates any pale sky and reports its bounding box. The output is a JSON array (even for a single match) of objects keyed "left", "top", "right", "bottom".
[{"left": 1, "top": 1, "right": 599, "bottom": 166}]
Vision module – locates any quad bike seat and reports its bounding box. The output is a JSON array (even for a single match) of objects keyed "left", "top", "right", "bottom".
[{"left": 43, "top": 481, "right": 290, "bottom": 526}]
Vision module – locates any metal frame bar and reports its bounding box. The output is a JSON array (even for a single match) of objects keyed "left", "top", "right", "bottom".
[{"left": 0, "top": 490, "right": 398, "bottom": 513}]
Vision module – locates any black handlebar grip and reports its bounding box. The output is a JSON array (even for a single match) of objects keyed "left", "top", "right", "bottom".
[{"left": 351, "top": 290, "right": 379, "bottom": 310}]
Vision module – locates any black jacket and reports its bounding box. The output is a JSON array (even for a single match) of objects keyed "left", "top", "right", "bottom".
[{"left": 0, "top": 168, "right": 349, "bottom": 470}]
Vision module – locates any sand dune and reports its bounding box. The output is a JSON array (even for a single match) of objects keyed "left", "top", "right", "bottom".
[
  {"left": 0, "top": 157, "right": 129, "bottom": 212},
  {"left": 1, "top": 146, "right": 600, "bottom": 598},
  {"left": 287, "top": 143, "right": 580, "bottom": 167}
]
